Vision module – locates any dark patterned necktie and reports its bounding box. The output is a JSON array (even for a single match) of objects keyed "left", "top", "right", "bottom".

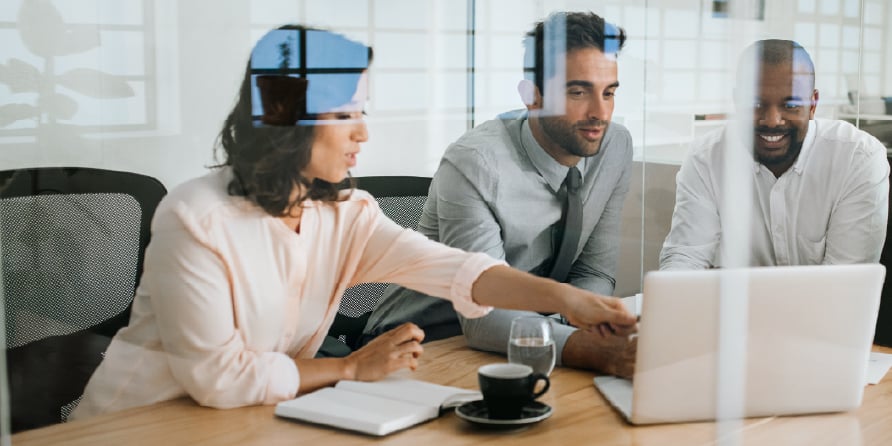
[{"left": 549, "top": 166, "right": 582, "bottom": 283}]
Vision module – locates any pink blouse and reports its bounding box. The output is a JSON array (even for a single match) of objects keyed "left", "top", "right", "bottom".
[{"left": 71, "top": 169, "right": 502, "bottom": 419}]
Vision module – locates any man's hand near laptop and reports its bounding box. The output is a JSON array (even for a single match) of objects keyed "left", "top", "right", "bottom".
[
  {"left": 559, "top": 284, "right": 638, "bottom": 379},
  {"left": 563, "top": 327, "right": 637, "bottom": 378}
]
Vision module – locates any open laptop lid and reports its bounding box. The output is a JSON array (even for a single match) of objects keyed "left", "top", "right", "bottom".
[{"left": 624, "top": 264, "right": 884, "bottom": 425}]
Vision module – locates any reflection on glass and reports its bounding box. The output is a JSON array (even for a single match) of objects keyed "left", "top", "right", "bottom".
[
  {"left": 249, "top": 27, "right": 370, "bottom": 126},
  {"left": 0, "top": 0, "right": 889, "bottom": 443},
  {"left": 0, "top": 1, "right": 139, "bottom": 132}
]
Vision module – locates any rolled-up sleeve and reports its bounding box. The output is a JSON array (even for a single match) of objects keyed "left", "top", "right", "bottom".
[{"left": 351, "top": 206, "right": 506, "bottom": 318}]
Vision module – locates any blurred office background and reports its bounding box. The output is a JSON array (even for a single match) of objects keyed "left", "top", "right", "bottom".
[{"left": 0, "top": 0, "right": 890, "bottom": 300}]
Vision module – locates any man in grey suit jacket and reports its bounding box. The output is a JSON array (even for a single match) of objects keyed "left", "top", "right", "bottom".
[{"left": 361, "top": 11, "right": 637, "bottom": 377}]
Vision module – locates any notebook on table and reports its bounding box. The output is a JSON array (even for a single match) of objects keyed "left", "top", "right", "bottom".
[
  {"left": 275, "top": 376, "right": 481, "bottom": 436},
  {"left": 595, "top": 264, "right": 885, "bottom": 425}
]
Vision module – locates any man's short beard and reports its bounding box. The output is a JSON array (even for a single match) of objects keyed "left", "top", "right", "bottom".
[
  {"left": 540, "top": 116, "right": 607, "bottom": 158},
  {"left": 753, "top": 126, "right": 803, "bottom": 168}
]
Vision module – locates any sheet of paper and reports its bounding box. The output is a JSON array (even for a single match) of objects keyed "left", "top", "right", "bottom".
[
  {"left": 621, "top": 293, "right": 642, "bottom": 317},
  {"left": 336, "top": 376, "right": 480, "bottom": 408},
  {"left": 867, "top": 352, "right": 892, "bottom": 385}
]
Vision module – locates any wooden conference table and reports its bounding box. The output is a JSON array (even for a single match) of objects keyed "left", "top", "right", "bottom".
[{"left": 12, "top": 337, "right": 892, "bottom": 446}]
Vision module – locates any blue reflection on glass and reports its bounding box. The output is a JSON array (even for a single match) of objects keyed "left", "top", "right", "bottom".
[
  {"left": 251, "top": 29, "right": 301, "bottom": 70},
  {"left": 249, "top": 27, "right": 370, "bottom": 126},
  {"left": 306, "top": 30, "right": 369, "bottom": 69},
  {"left": 604, "top": 22, "right": 621, "bottom": 55}
]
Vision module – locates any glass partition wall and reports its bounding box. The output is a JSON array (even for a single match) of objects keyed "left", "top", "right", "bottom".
[{"left": 1, "top": 0, "right": 890, "bottom": 440}]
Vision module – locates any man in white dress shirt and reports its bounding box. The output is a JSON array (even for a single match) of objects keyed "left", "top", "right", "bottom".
[{"left": 660, "top": 39, "right": 889, "bottom": 270}]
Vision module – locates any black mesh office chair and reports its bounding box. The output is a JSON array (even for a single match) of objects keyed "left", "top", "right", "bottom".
[
  {"left": 1, "top": 167, "right": 166, "bottom": 432},
  {"left": 320, "top": 176, "right": 432, "bottom": 357}
]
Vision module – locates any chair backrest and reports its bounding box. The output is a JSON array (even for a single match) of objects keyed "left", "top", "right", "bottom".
[
  {"left": 876, "top": 156, "right": 892, "bottom": 347},
  {"left": 1, "top": 167, "right": 166, "bottom": 432},
  {"left": 327, "top": 176, "right": 431, "bottom": 351}
]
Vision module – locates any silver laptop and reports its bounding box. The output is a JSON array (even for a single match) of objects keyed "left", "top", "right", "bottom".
[{"left": 594, "top": 264, "right": 885, "bottom": 425}]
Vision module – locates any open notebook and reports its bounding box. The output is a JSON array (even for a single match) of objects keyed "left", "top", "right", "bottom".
[
  {"left": 275, "top": 376, "right": 481, "bottom": 436},
  {"left": 595, "top": 264, "right": 885, "bottom": 425}
]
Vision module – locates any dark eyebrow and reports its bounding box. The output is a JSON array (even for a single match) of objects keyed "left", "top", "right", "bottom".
[
  {"left": 566, "top": 80, "right": 593, "bottom": 89},
  {"left": 566, "top": 80, "right": 621, "bottom": 90}
]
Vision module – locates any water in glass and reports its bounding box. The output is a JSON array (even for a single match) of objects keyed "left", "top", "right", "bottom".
[
  {"left": 508, "top": 316, "right": 556, "bottom": 376},
  {"left": 508, "top": 336, "right": 556, "bottom": 376}
]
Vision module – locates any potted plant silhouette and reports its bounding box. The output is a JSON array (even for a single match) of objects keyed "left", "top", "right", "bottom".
[
  {"left": 255, "top": 34, "right": 307, "bottom": 125},
  {"left": 0, "top": 0, "right": 135, "bottom": 159}
]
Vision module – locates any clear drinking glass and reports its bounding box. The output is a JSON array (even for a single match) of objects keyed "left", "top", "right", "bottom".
[{"left": 507, "top": 315, "right": 556, "bottom": 376}]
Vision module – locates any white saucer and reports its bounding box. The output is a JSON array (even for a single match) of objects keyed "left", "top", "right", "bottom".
[{"left": 454, "top": 399, "right": 552, "bottom": 427}]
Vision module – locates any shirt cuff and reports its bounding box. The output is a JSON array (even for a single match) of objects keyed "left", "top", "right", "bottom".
[
  {"left": 551, "top": 322, "right": 577, "bottom": 367},
  {"left": 263, "top": 352, "right": 299, "bottom": 404},
  {"left": 449, "top": 253, "right": 507, "bottom": 318}
]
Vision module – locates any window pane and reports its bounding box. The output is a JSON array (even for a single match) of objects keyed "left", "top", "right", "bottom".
[
  {"left": 625, "top": 6, "right": 660, "bottom": 38},
  {"left": 841, "top": 26, "right": 859, "bottom": 49},
  {"left": 434, "top": 72, "right": 468, "bottom": 109},
  {"left": 54, "top": 0, "right": 144, "bottom": 25},
  {"left": 374, "top": 0, "right": 427, "bottom": 29},
  {"left": 663, "top": 41, "right": 697, "bottom": 70},
  {"left": 373, "top": 73, "right": 429, "bottom": 110},
  {"left": 863, "top": 27, "right": 882, "bottom": 50},
  {"left": 250, "top": 0, "right": 302, "bottom": 25},
  {"left": 306, "top": 0, "right": 368, "bottom": 28},
  {"left": 818, "top": 23, "right": 839, "bottom": 47},
  {"left": 489, "top": 35, "right": 524, "bottom": 69},
  {"left": 862, "top": 52, "right": 881, "bottom": 73},
  {"left": 60, "top": 81, "right": 146, "bottom": 126},
  {"left": 663, "top": 9, "right": 698, "bottom": 38},
  {"left": 864, "top": 1, "right": 883, "bottom": 25},
  {"left": 306, "top": 30, "right": 370, "bottom": 68},
  {"left": 817, "top": 48, "right": 840, "bottom": 75},
  {"left": 798, "top": 0, "right": 817, "bottom": 13},
  {"left": 842, "top": 0, "right": 859, "bottom": 17},
  {"left": 435, "top": 34, "right": 468, "bottom": 70},
  {"left": 819, "top": 0, "right": 840, "bottom": 15},
  {"left": 863, "top": 75, "right": 881, "bottom": 94},
  {"left": 485, "top": 0, "right": 537, "bottom": 32},
  {"left": 374, "top": 33, "right": 427, "bottom": 69},
  {"left": 700, "top": 41, "right": 727, "bottom": 70},
  {"left": 841, "top": 50, "right": 859, "bottom": 74},
  {"left": 662, "top": 72, "right": 697, "bottom": 102},
  {"left": 699, "top": 72, "right": 730, "bottom": 101},
  {"left": 794, "top": 23, "right": 817, "bottom": 48},
  {"left": 56, "top": 30, "right": 146, "bottom": 76},
  {"left": 433, "top": 0, "right": 467, "bottom": 31}
]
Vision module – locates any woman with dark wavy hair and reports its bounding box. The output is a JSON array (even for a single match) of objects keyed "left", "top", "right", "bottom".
[{"left": 71, "top": 25, "right": 635, "bottom": 419}]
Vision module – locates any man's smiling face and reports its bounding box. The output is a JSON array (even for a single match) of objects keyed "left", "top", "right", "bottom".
[{"left": 744, "top": 61, "right": 817, "bottom": 177}]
